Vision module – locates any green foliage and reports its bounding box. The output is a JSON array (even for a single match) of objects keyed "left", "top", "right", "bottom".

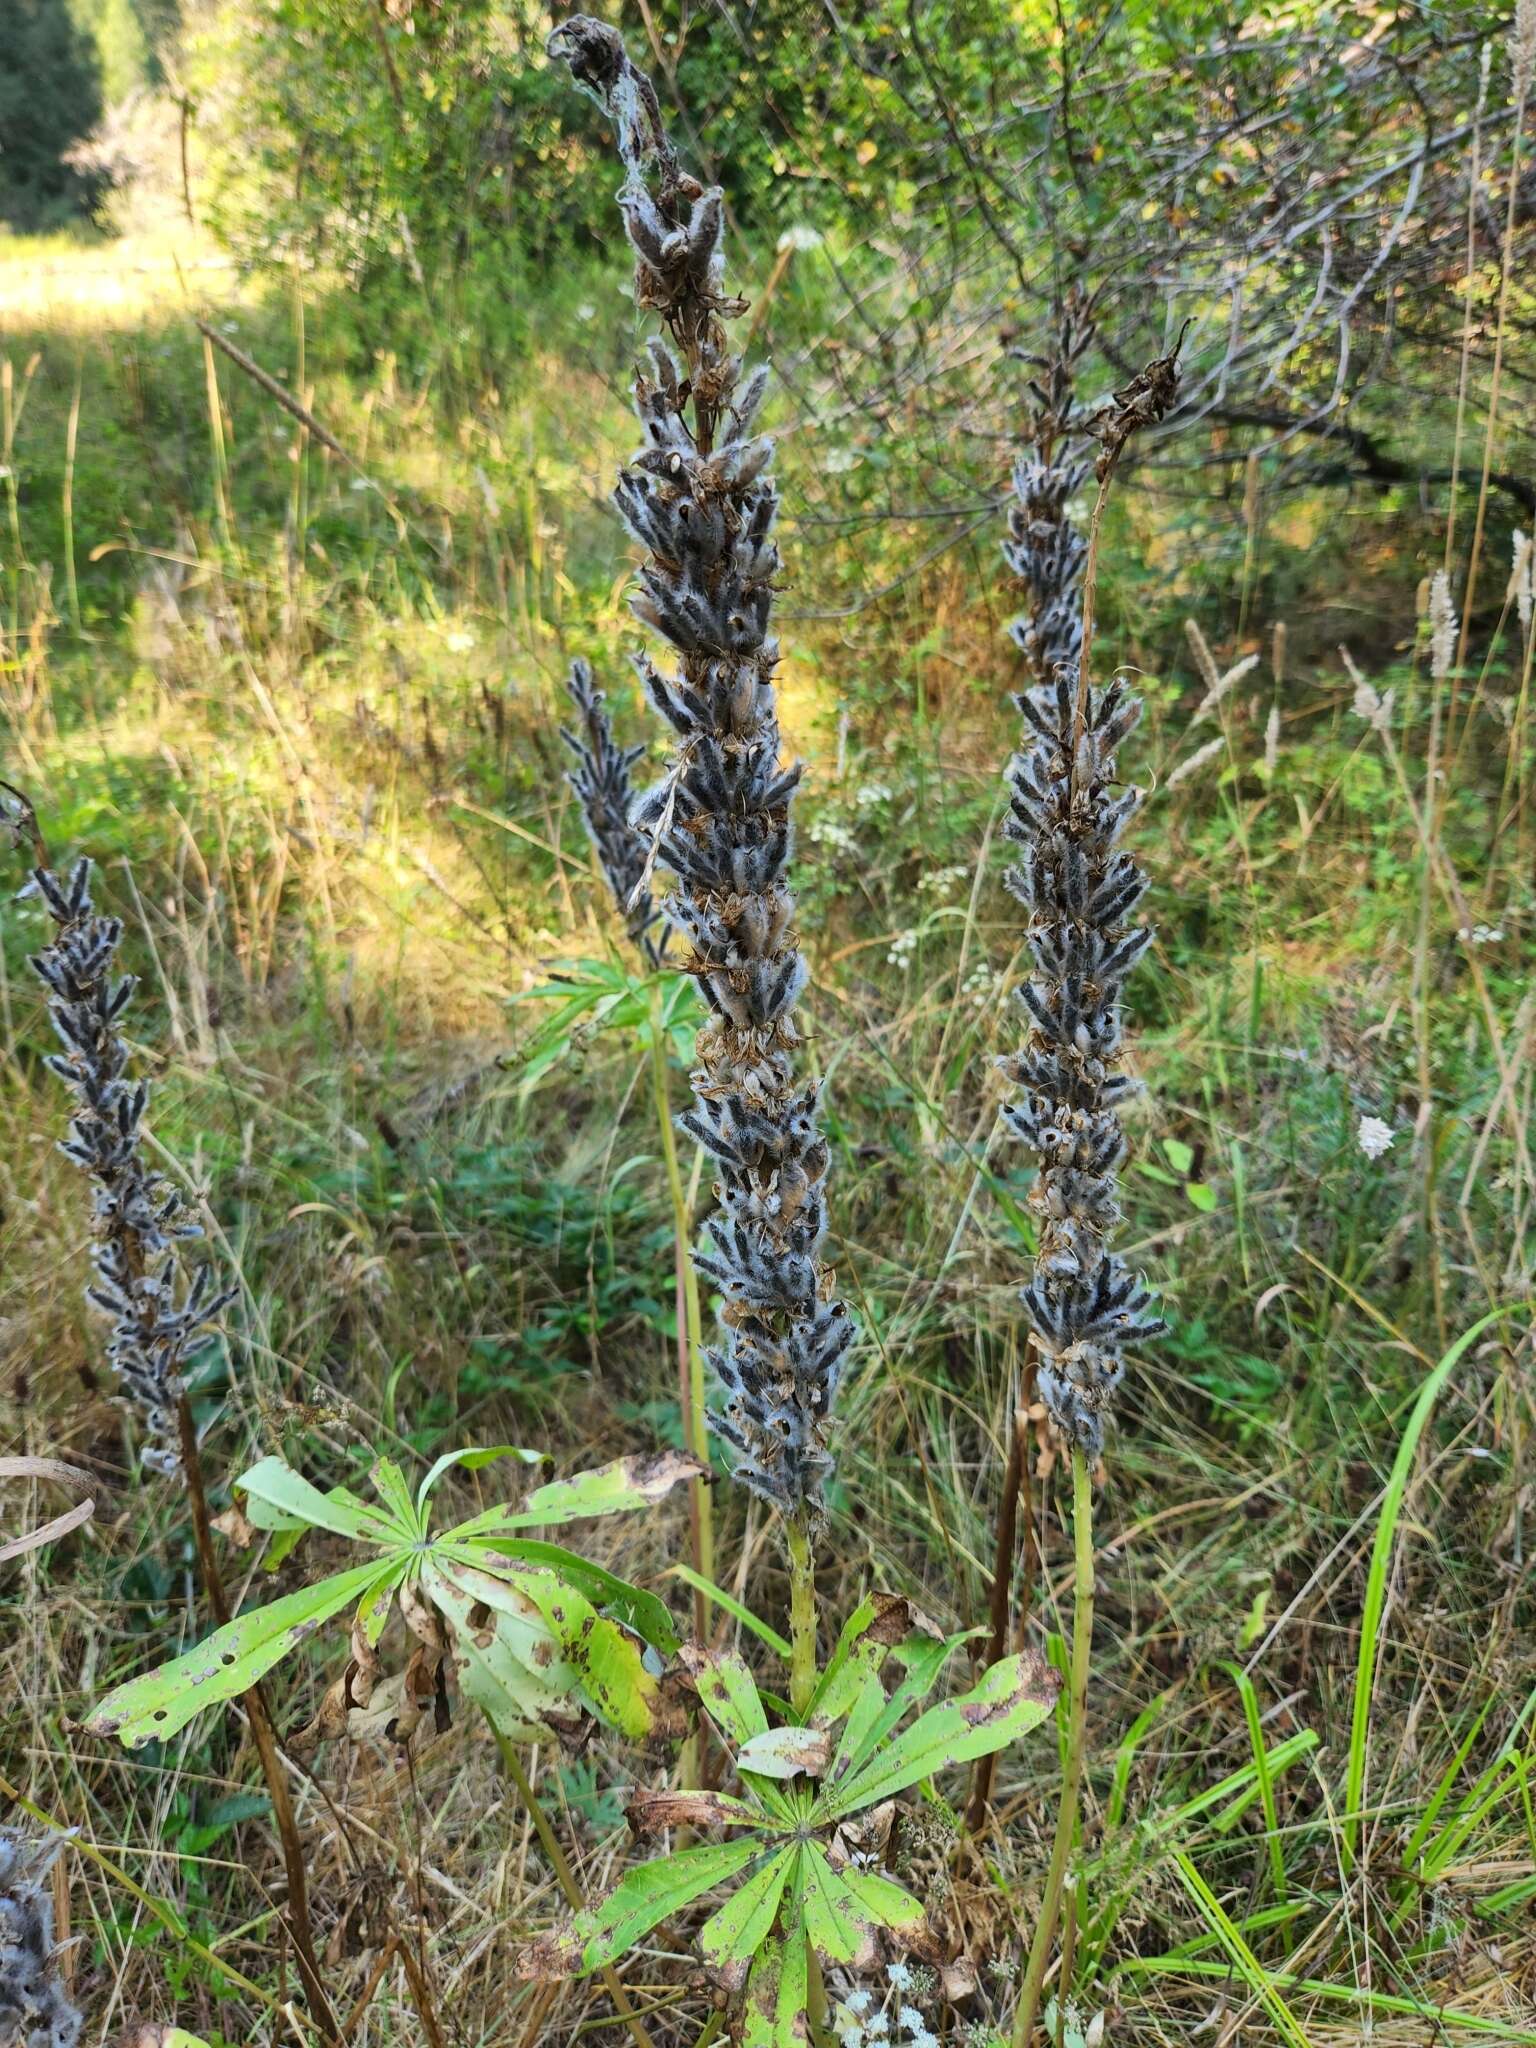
[
  {"left": 0, "top": 0, "right": 105, "bottom": 229},
  {"left": 524, "top": 1606, "right": 1058, "bottom": 2033},
  {"left": 86, "top": 1445, "right": 700, "bottom": 1749}
]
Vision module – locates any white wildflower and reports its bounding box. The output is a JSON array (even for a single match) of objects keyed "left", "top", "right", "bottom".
[
  {"left": 886, "top": 1963, "right": 913, "bottom": 1993},
  {"left": 1357, "top": 1115, "right": 1395, "bottom": 1161},
  {"left": 855, "top": 779, "right": 893, "bottom": 809},
  {"left": 887, "top": 929, "right": 918, "bottom": 967},
  {"left": 898, "top": 2007, "right": 926, "bottom": 2039},
  {"left": 1428, "top": 569, "right": 1457, "bottom": 681},
  {"left": 809, "top": 814, "right": 857, "bottom": 855},
  {"left": 1509, "top": 529, "right": 1533, "bottom": 638},
  {"left": 445, "top": 630, "right": 477, "bottom": 655},
  {"left": 778, "top": 224, "right": 824, "bottom": 253},
  {"left": 846, "top": 1991, "right": 874, "bottom": 2019},
  {"left": 1187, "top": 621, "right": 1261, "bottom": 721},
  {"left": 1166, "top": 734, "right": 1226, "bottom": 789},
  {"left": 1342, "top": 648, "right": 1394, "bottom": 733}
]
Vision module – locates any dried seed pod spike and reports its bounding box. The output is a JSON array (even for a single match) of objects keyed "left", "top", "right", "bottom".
[{"left": 551, "top": 21, "right": 854, "bottom": 1516}]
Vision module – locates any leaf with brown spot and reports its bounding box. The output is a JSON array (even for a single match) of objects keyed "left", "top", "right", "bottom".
[
  {"left": 735, "top": 1724, "right": 832, "bottom": 1781},
  {"left": 814, "top": 1650, "right": 1060, "bottom": 1822},
  {"left": 85, "top": 1558, "right": 402, "bottom": 1749},
  {"left": 740, "top": 1932, "right": 808, "bottom": 2048},
  {"left": 518, "top": 1839, "right": 765, "bottom": 1981},
  {"left": 451, "top": 1449, "right": 706, "bottom": 1542},
  {"left": 626, "top": 1787, "right": 771, "bottom": 1836}
]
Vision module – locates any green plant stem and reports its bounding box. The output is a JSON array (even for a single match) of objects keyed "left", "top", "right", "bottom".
[
  {"left": 1012, "top": 1446, "right": 1095, "bottom": 2048},
  {"left": 648, "top": 988, "right": 713, "bottom": 1616},
  {"left": 786, "top": 1509, "right": 818, "bottom": 1719},
  {"left": 484, "top": 1712, "right": 657, "bottom": 2048}
]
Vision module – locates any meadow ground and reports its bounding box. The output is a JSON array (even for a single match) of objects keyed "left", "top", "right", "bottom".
[{"left": 1, "top": 219, "right": 1533, "bottom": 2046}]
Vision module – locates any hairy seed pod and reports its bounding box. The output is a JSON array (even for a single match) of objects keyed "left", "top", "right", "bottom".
[
  {"left": 22, "top": 858, "right": 234, "bottom": 1474},
  {"left": 997, "top": 301, "right": 1164, "bottom": 1457},
  {"left": 551, "top": 19, "right": 854, "bottom": 1514}
]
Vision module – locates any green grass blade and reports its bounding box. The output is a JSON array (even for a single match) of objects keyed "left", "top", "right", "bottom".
[
  {"left": 1219, "top": 1661, "right": 1286, "bottom": 1901},
  {"left": 1170, "top": 1850, "right": 1314, "bottom": 2048},
  {"left": 1344, "top": 1308, "right": 1513, "bottom": 1869},
  {"left": 665, "top": 1563, "right": 791, "bottom": 1659}
]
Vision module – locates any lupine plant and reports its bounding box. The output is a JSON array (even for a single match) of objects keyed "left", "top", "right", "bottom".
[
  {"left": 528, "top": 23, "right": 1067, "bottom": 2039},
  {"left": 5, "top": 797, "right": 339, "bottom": 2037},
  {"left": 562, "top": 655, "right": 668, "bottom": 967},
  {"left": 20, "top": 850, "right": 233, "bottom": 1479},
  {"left": 85, "top": 1446, "right": 701, "bottom": 1751},
  {"left": 524, "top": 1598, "right": 1058, "bottom": 2036},
  {"left": 547, "top": 16, "right": 855, "bottom": 1712},
  {"left": 995, "top": 333, "right": 1182, "bottom": 2044}
]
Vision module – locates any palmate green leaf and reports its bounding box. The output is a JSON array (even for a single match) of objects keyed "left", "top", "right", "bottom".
[
  {"left": 698, "top": 1843, "right": 797, "bottom": 1971},
  {"left": 236, "top": 1456, "right": 399, "bottom": 1546},
  {"left": 427, "top": 1567, "right": 585, "bottom": 1743},
  {"left": 839, "top": 1863, "right": 928, "bottom": 1944},
  {"left": 367, "top": 1457, "right": 422, "bottom": 1537},
  {"left": 427, "top": 1554, "right": 661, "bottom": 1739},
  {"left": 445, "top": 1448, "right": 704, "bottom": 1543},
  {"left": 417, "top": 1443, "right": 545, "bottom": 1509},
  {"left": 504, "top": 1557, "right": 661, "bottom": 1740},
  {"left": 452, "top": 1535, "right": 679, "bottom": 1653},
  {"left": 841, "top": 1628, "right": 975, "bottom": 1780},
  {"left": 742, "top": 1932, "right": 809, "bottom": 2048},
  {"left": 798, "top": 1845, "right": 879, "bottom": 1967},
  {"left": 524, "top": 1839, "right": 766, "bottom": 1979},
  {"left": 86, "top": 1558, "right": 402, "bottom": 1748},
  {"left": 824, "top": 1669, "right": 888, "bottom": 1796},
  {"left": 816, "top": 1650, "right": 1059, "bottom": 1822},
  {"left": 679, "top": 1643, "right": 797, "bottom": 1822},
  {"left": 680, "top": 1643, "right": 768, "bottom": 1748}
]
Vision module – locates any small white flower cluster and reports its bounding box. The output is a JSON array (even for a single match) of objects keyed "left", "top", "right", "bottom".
[
  {"left": 963, "top": 961, "right": 1002, "bottom": 1009},
  {"left": 855, "top": 779, "right": 894, "bottom": 810},
  {"left": 1349, "top": 670, "right": 1395, "bottom": 734},
  {"left": 919, "top": 864, "right": 970, "bottom": 896},
  {"left": 887, "top": 929, "right": 918, "bottom": 968},
  {"left": 1357, "top": 1114, "right": 1396, "bottom": 1161},
  {"left": 808, "top": 812, "right": 858, "bottom": 856},
  {"left": 1510, "top": 529, "right": 1533, "bottom": 637},
  {"left": 833, "top": 1965, "right": 939, "bottom": 2048},
  {"left": 1458, "top": 923, "right": 1504, "bottom": 946}
]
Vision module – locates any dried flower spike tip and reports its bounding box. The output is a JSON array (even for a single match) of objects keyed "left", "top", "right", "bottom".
[
  {"left": 551, "top": 22, "right": 854, "bottom": 1514},
  {"left": 997, "top": 314, "right": 1165, "bottom": 1457},
  {"left": 23, "top": 857, "right": 234, "bottom": 1474},
  {"left": 561, "top": 658, "right": 666, "bottom": 965},
  {"left": 0, "top": 1829, "right": 82, "bottom": 2048}
]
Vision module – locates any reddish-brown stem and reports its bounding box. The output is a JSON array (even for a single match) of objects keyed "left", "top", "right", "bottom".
[
  {"left": 175, "top": 1396, "right": 340, "bottom": 2043},
  {"left": 967, "top": 1398, "right": 1030, "bottom": 1832}
]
